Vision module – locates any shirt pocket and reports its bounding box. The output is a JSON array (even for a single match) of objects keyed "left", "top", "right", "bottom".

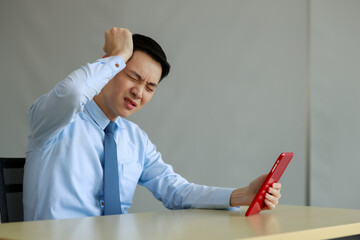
[{"left": 119, "top": 160, "right": 142, "bottom": 204}]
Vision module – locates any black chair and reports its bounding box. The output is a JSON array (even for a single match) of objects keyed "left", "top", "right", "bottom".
[{"left": 0, "top": 157, "right": 25, "bottom": 223}]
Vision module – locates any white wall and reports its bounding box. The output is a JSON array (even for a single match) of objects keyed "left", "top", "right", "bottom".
[{"left": 0, "top": 0, "right": 358, "bottom": 213}]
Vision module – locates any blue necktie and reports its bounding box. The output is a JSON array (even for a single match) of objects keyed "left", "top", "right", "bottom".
[{"left": 103, "top": 121, "right": 122, "bottom": 215}]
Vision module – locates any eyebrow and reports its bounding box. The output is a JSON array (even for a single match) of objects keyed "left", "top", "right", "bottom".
[{"left": 129, "top": 70, "right": 158, "bottom": 88}]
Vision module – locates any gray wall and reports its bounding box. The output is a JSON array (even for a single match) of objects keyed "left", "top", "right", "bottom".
[
  {"left": 310, "top": 0, "right": 360, "bottom": 209},
  {"left": 0, "top": 0, "right": 358, "bottom": 213}
]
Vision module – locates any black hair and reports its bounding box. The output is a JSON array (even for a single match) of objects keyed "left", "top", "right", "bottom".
[{"left": 132, "top": 34, "right": 170, "bottom": 82}]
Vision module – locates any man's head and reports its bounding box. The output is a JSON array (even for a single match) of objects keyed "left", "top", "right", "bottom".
[
  {"left": 94, "top": 34, "right": 170, "bottom": 120},
  {"left": 132, "top": 34, "right": 170, "bottom": 82}
]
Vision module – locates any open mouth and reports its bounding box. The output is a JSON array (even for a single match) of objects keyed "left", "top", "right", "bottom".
[{"left": 124, "top": 97, "right": 137, "bottom": 108}]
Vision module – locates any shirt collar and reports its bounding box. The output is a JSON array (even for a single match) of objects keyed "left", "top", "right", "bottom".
[{"left": 84, "top": 100, "right": 126, "bottom": 130}]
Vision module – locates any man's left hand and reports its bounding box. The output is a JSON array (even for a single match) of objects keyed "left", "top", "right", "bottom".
[{"left": 229, "top": 174, "right": 282, "bottom": 210}]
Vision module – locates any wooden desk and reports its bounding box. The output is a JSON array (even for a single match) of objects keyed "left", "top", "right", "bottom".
[{"left": 0, "top": 205, "right": 360, "bottom": 240}]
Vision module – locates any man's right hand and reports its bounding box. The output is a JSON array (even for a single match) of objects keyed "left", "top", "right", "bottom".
[{"left": 103, "top": 27, "right": 133, "bottom": 62}]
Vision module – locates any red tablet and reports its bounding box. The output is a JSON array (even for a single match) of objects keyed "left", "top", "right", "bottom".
[{"left": 245, "top": 152, "right": 293, "bottom": 217}]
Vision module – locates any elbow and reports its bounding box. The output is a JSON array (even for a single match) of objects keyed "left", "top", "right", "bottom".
[{"left": 54, "top": 77, "right": 89, "bottom": 110}]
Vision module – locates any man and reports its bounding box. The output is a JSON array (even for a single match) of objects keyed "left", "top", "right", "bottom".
[{"left": 23, "top": 28, "right": 281, "bottom": 220}]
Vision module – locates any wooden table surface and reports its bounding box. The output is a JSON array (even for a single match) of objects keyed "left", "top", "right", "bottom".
[{"left": 1, "top": 205, "right": 360, "bottom": 240}]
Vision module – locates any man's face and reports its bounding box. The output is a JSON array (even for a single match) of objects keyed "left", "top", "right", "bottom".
[{"left": 97, "top": 51, "right": 162, "bottom": 120}]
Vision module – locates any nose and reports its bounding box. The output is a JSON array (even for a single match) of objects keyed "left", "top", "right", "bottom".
[{"left": 130, "top": 84, "right": 144, "bottom": 99}]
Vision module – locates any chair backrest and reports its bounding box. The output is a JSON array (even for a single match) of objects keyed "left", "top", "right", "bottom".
[{"left": 0, "top": 157, "right": 25, "bottom": 223}]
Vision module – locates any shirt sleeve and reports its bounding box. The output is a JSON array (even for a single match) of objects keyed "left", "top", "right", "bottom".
[
  {"left": 28, "top": 56, "right": 125, "bottom": 147},
  {"left": 139, "top": 136, "right": 235, "bottom": 210}
]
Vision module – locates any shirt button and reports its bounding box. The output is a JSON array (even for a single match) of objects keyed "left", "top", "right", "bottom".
[{"left": 99, "top": 195, "right": 105, "bottom": 208}]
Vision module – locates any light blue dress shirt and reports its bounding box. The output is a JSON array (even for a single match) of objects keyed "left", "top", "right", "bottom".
[{"left": 23, "top": 56, "right": 235, "bottom": 221}]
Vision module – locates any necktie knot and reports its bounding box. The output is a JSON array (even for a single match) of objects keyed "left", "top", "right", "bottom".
[{"left": 104, "top": 121, "right": 117, "bottom": 134}]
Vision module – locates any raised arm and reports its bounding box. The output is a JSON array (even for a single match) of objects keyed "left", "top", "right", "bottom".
[{"left": 28, "top": 28, "right": 133, "bottom": 147}]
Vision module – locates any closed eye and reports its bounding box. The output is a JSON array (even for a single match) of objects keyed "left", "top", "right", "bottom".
[
  {"left": 127, "top": 73, "right": 140, "bottom": 82},
  {"left": 146, "top": 85, "right": 155, "bottom": 92},
  {"left": 127, "top": 70, "right": 157, "bottom": 92}
]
